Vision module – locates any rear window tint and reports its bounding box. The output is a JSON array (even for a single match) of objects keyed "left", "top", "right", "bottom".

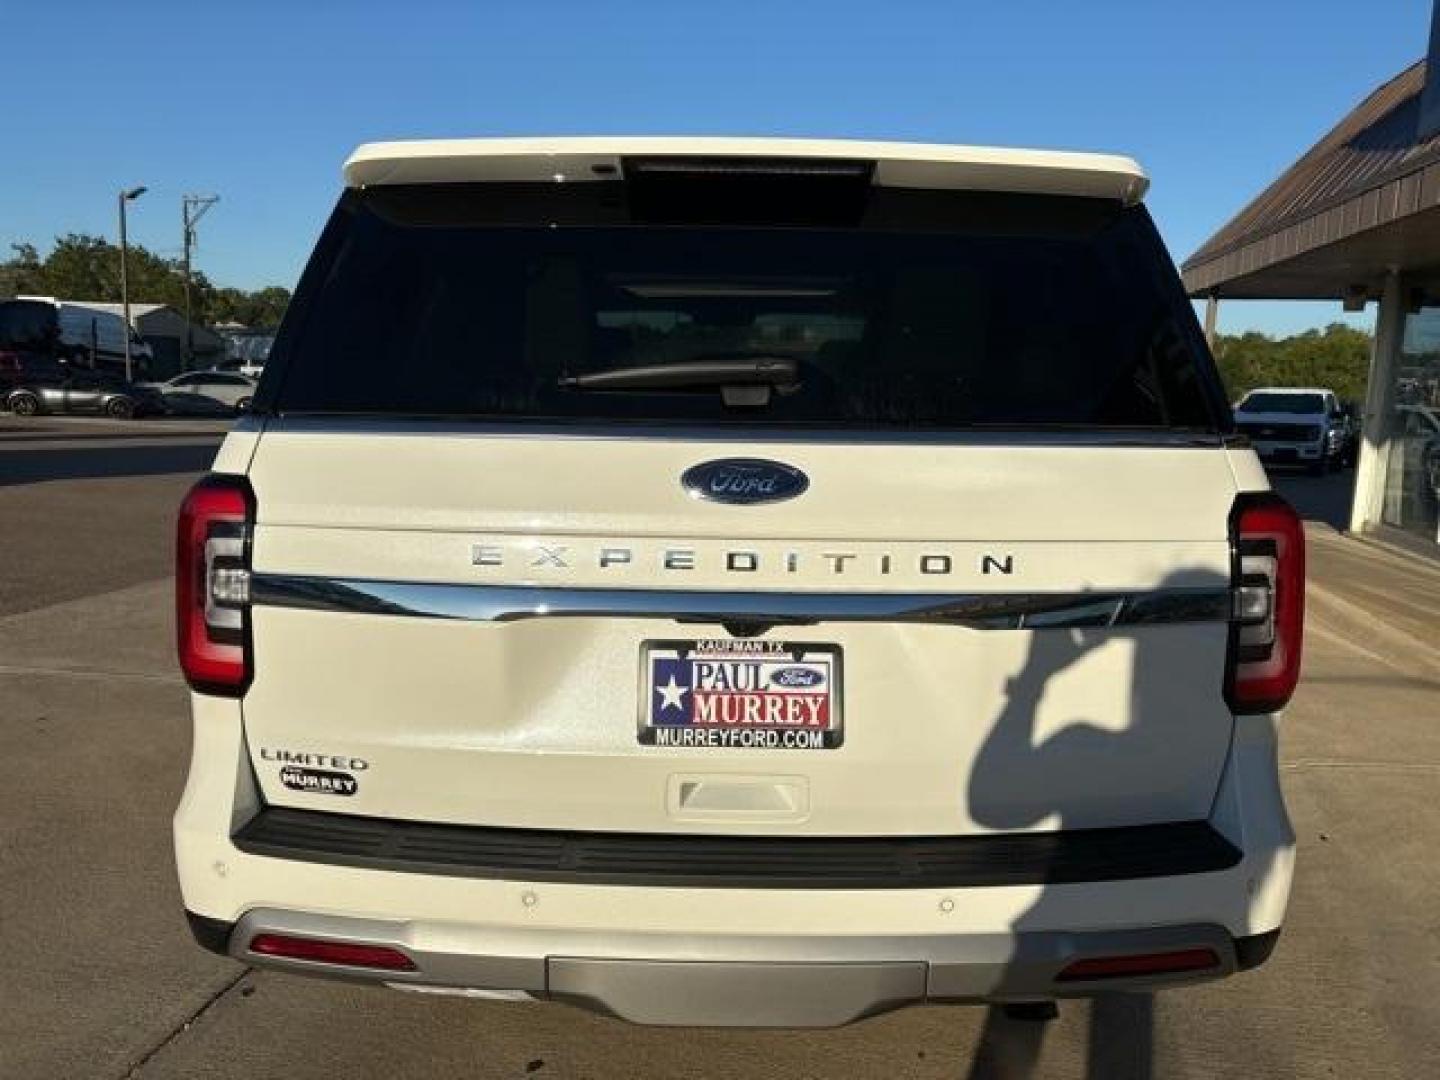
[{"left": 265, "top": 184, "right": 1223, "bottom": 431}]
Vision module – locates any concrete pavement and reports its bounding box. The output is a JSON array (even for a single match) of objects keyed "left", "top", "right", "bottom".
[{"left": 1, "top": 439, "right": 1437, "bottom": 1079}]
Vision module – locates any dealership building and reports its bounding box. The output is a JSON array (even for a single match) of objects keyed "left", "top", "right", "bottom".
[{"left": 1184, "top": 13, "right": 1440, "bottom": 557}]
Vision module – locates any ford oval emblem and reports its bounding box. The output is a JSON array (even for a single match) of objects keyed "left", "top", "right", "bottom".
[
  {"left": 771, "top": 666, "right": 825, "bottom": 689},
  {"left": 682, "top": 458, "right": 809, "bottom": 505}
]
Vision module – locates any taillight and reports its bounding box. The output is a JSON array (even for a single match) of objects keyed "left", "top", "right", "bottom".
[
  {"left": 176, "top": 475, "right": 254, "bottom": 695},
  {"left": 1227, "top": 492, "right": 1305, "bottom": 714}
]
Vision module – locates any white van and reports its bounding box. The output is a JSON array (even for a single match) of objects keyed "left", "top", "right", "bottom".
[
  {"left": 15, "top": 296, "right": 154, "bottom": 372},
  {"left": 173, "top": 138, "right": 1303, "bottom": 1027}
]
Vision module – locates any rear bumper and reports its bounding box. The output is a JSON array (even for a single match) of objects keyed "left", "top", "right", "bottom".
[
  {"left": 188, "top": 906, "right": 1277, "bottom": 1026},
  {"left": 175, "top": 698, "right": 1295, "bottom": 1026}
]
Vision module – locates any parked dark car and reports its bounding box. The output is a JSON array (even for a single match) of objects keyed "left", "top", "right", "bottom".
[
  {"left": 0, "top": 348, "right": 68, "bottom": 395},
  {"left": 4, "top": 368, "right": 165, "bottom": 419}
]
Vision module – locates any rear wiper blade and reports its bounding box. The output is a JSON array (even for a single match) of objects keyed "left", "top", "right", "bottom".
[{"left": 558, "top": 356, "right": 799, "bottom": 392}]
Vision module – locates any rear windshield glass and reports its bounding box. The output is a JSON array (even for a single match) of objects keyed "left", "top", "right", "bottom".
[
  {"left": 265, "top": 183, "right": 1222, "bottom": 430},
  {"left": 1238, "top": 392, "right": 1325, "bottom": 414}
]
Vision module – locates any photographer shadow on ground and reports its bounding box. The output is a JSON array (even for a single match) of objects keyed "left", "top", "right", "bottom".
[{"left": 956, "top": 565, "right": 1269, "bottom": 1080}]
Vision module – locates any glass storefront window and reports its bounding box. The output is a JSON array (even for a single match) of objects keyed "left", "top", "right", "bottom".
[{"left": 1384, "top": 309, "right": 1440, "bottom": 544}]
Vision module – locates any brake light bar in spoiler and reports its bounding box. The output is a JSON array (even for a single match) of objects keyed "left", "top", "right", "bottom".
[{"left": 342, "top": 137, "right": 1149, "bottom": 204}]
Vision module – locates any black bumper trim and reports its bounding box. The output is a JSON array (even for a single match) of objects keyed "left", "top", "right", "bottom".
[
  {"left": 186, "top": 911, "right": 236, "bottom": 957},
  {"left": 232, "top": 808, "right": 1242, "bottom": 890},
  {"left": 1233, "top": 929, "right": 1281, "bottom": 971}
]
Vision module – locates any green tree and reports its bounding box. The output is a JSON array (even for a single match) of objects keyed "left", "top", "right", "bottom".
[
  {"left": 238, "top": 286, "right": 291, "bottom": 328},
  {"left": 1214, "top": 323, "right": 1372, "bottom": 403},
  {"left": 210, "top": 285, "right": 290, "bottom": 328},
  {"left": 0, "top": 243, "right": 41, "bottom": 297},
  {"left": 1, "top": 235, "right": 289, "bottom": 330}
]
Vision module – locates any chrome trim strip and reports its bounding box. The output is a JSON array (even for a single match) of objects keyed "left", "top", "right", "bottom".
[{"left": 249, "top": 574, "right": 1231, "bottom": 628}]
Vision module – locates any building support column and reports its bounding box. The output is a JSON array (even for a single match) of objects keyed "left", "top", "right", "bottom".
[
  {"left": 1203, "top": 294, "right": 1219, "bottom": 348},
  {"left": 1350, "top": 270, "right": 1405, "bottom": 535}
]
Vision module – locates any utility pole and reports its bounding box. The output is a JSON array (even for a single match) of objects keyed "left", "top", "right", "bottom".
[
  {"left": 118, "top": 186, "right": 147, "bottom": 383},
  {"left": 181, "top": 194, "right": 219, "bottom": 370}
]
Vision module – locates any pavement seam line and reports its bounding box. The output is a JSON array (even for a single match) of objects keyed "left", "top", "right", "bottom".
[
  {"left": 1305, "top": 621, "right": 1438, "bottom": 679},
  {"left": 1348, "top": 534, "right": 1440, "bottom": 578},
  {"left": 0, "top": 664, "right": 182, "bottom": 684},
  {"left": 1305, "top": 586, "right": 1440, "bottom": 674},
  {"left": 121, "top": 967, "right": 252, "bottom": 1079},
  {"left": 1282, "top": 759, "right": 1440, "bottom": 773},
  {"left": 0, "top": 576, "right": 172, "bottom": 632}
]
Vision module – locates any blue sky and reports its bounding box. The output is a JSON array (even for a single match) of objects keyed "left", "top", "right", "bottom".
[{"left": 4, "top": 0, "right": 1432, "bottom": 335}]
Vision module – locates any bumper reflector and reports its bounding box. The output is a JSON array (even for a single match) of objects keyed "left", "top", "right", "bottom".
[
  {"left": 248, "top": 933, "right": 417, "bottom": 971},
  {"left": 1055, "top": 947, "right": 1219, "bottom": 982}
]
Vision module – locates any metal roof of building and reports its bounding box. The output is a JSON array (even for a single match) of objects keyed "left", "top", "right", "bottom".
[
  {"left": 1183, "top": 60, "right": 1440, "bottom": 298},
  {"left": 16, "top": 297, "right": 170, "bottom": 319},
  {"left": 57, "top": 301, "right": 170, "bottom": 320},
  {"left": 343, "top": 136, "right": 1150, "bottom": 203}
]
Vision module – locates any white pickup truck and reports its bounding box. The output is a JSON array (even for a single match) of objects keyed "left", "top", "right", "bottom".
[{"left": 1233, "top": 387, "right": 1348, "bottom": 475}]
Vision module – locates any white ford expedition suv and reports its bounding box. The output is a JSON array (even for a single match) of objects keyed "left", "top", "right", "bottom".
[{"left": 174, "top": 138, "right": 1303, "bottom": 1027}]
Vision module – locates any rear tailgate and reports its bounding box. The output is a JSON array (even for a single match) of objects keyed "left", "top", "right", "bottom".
[
  {"left": 240, "top": 428, "right": 1236, "bottom": 836},
  {"left": 237, "top": 161, "right": 1241, "bottom": 839}
]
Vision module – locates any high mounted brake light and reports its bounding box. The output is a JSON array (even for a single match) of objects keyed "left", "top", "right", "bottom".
[
  {"left": 176, "top": 475, "right": 254, "bottom": 695},
  {"left": 623, "top": 157, "right": 873, "bottom": 179},
  {"left": 622, "top": 156, "right": 874, "bottom": 227},
  {"left": 1227, "top": 492, "right": 1305, "bottom": 714}
]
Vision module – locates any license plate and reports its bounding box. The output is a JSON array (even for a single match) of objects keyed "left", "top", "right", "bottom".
[{"left": 639, "top": 639, "right": 842, "bottom": 750}]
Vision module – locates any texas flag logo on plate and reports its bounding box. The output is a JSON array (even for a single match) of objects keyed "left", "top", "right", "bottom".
[{"left": 640, "top": 639, "right": 843, "bottom": 750}]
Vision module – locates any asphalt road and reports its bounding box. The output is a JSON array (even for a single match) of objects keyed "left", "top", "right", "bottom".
[
  {"left": 0, "top": 416, "right": 231, "bottom": 616},
  {"left": 1, "top": 420, "right": 1438, "bottom": 1079}
]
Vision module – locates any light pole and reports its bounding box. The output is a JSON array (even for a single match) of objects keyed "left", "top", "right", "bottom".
[
  {"left": 118, "top": 185, "right": 147, "bottom": 382},
  {"left": 182, "top": 194, "right": 219, "bottom": 370}
]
